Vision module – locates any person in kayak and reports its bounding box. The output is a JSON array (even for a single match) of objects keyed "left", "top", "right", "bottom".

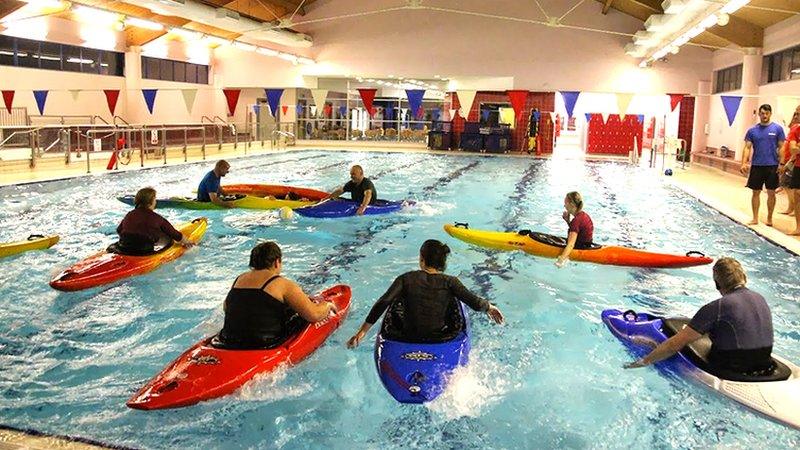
[
  {"left": 216, "top": 241, "right": 337, "bottom": 349},
  {"left": 197, "top": 160, "right": 234, "bottom": 208},
  {"left": 346, "top": 239, "right": 505, "bottom": 347},
  {"left": 624, "top": 257, "right": 774, "bottom": 374},
  {"left": 116, "top": 187, "right": 195, "bottom": 255},
  {"left": 556, "top": 191, "right": 594, "bottom": 267},
  {"left": 326, "top": 165, "right": 377, "bottom": 215}
]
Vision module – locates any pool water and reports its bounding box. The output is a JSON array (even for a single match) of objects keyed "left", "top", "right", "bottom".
[{"left": 1, "top": 150, "right": 799, "bottom": 449}]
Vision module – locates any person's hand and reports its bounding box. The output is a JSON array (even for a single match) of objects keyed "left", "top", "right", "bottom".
[
  {"left": 555, "top": 255, "right": 569, "bottom": 268},
  {"left": 356, "top": 205, "right": 367, "bottom": 216},
  {"left": 562, "top": 211, "right": 570, "bottom": 222},
  {"left": 180, "top": 239, "right": 196, "bottom": 248},
  {"left": 739, "top": 163, "right": 749, "bottom": 175},
  {"left": 327, "top": 301, "right": 338, "bottom": 316},
  {"left": 487, "top": 305, "right": 505, "bottom": 325},
  {"left": 623, "top": 359, "right": 647, "bottom": 369},
  {"left": 347, "top": 330, "right": 366, "bottom": 349}
]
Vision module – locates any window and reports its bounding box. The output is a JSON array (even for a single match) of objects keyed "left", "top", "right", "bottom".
[
  {"left": 713, "top": 64, "right": 742, "bottom": 93},
  {"left": 0, "top": 35, "right": 123, "bottom": 75},
  {"left": 141, "top": 56, "right": 210, "bottom": 84},
  {"left": 763, "top": 44, "right": 800, "bottom": 84}
]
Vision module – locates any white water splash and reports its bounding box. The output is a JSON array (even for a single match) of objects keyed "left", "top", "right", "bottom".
[{"left": 234, "top": 364, "right": 313, "bottom": 403}]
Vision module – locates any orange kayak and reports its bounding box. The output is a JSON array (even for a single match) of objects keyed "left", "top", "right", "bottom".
[
  {"left": 223, "top": 184, "right": 328, "bottom": 202},
  {"left": 50, "top": 218, "right": 208, "bottom": 291},
  {"left": 443, "top": 223, "right": 713, "bottom": 268}
]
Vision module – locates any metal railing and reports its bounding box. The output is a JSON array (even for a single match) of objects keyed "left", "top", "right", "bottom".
[{"left": 296, "top": 117, "right": 432, "bottom": 143}]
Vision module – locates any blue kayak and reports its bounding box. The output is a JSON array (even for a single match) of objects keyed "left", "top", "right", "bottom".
[
  {"left": 602, "top": 309, "right": 800, "bottom": 430},
  {"left": 294, "top": 199, "right": 408, "bottom": 218},
  {"left": 374, "top": 303, "right": 470, "bottom": 403}
]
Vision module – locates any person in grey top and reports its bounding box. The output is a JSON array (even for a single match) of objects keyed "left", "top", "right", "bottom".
[{"left": 625, "top": 257, "right": 774, "bottom": 373}]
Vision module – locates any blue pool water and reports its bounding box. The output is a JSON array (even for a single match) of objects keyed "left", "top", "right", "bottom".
[{"left": 1, "top": 150, "right": 799, "bottom": 449}]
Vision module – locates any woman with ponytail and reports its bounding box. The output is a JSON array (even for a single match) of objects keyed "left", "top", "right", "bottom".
[
  {"left": 556, "top": 191, "right": 594, "bottom": 267},
  {"left": 347, "top": 239, "right": 504, "bottom": 347}
]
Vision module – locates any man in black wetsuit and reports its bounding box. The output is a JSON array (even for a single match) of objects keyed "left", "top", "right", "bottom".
[
  {"left": 326, "top": 165, "right": 377, "bottom": 216},
  {"left": 624, "top": 257, "right": 774, "bottom": 374},
  {"left": 346, "top": 240, "right": 504, "bottom": 347}
]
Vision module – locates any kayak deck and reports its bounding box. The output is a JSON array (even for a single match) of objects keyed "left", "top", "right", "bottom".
[{"left": 0, "top": 235, "right": 59, "bottom": 259}]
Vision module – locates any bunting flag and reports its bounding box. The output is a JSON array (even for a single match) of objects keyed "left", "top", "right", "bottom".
[
  {"left": 1, "top": 91, "right": 13, "bottom": 113},
  {"left": 181, "top": 89, "right": 198, "bottom": 113},
  {"left": 296, "top": 104, "right": 304, "bottom": 115},
  {"left": 223, "top": 89, "right": 241, "bottom": 116},
  {"left": 103, "top": 90, "right": 120, "bottom": 116},
  {"left": 69, "top": 90, "right": 81, "bottom": 102},
  {"left": 456, "top": 90, "right": 477, "bottom": 118},
  {"left": 600, "top": 112, "right": 610, "bottom": 124},
  {"left": 323, "top": 104, "right": 332, "bottom": 117},
  {"left": 481, "top": 109, "right": 490, "bottom": 122},
  {"left": 310, "top": 89, "right": 328, "bottom": 108},
  {"left": 431, "top": 108, "right": 441, "bottom": 121},
  {"left": 668, "top": 93, "right": 685, "bottom": 112},
  {"left": 385, "top": 104, "right": 395, "bottom": 120},
  {"left": 32, "top": 90, "right": 48, "bottom": 115},
  {"left": 449, "top": 109, "right": 457, "bottom": 119},
  {"left": 615, "top": 93, "right": 634, "bottom": 120},
  {"left": 636, "top": 114, "right": 644, "bottom": 124},
  {"left": 357, "top": 88, "right": 377, "bottom": 116},
  {"left": 585, "top": 113, "right": 592, "bottom": 123},
  {"left": 141, "top": 89, "right": 158, "bottom": 114},
  {"left": 310, "top": 105, "right": 317, "bottom": 116},
  {"left": 265, "top": 89, "right": 284, "bottom": 117},
  {"left": 506, "top": 90, "right": 528, "bottom": 125},
  {"left": 281, "top": 105, "right": 288, "bottom": 115},
  {"left": 405, "top": 89, "right": 425, "bottom": 120},
  {"left": 560, "top": 91, "right": 580, "bottom": 119},
  {"left": 549, "top": 111, "right": 557, "bottom": 123},
  {"left": 721, "top": 95, "right": 743, "bottom": 126},
  {"left": 338, "top": 105, "right": 347, "bottom": 117}
]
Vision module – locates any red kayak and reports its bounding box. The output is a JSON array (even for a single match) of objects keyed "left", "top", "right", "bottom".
[
  {"left": 50, "top": 218, "right": 208, "bottom": 292},
  {"left": 223, "top": 184, "right": 328, "bottom": 201},
  {"left": 127, "top": 284, "right": 351, "bottom": 410}
]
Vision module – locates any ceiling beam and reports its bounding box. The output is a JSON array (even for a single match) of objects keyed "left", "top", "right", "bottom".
[
  {"left": 0, "top": 0, "right": 26, "bottom": 21},
  {"left": 602, "top": 0, "right": 614, "bottom": 14},
  {"left": 705, "top": 14, "right": 764, "bottom": 47},
  {"left": 741, "top": 0, "right": 800, "bottom": 14},
  {"left": 268, "top": 0, "right": 305, "bottom": 16}
]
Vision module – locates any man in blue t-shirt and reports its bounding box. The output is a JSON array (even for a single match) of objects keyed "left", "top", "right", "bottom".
[
  {"left": 197, "top": 160, "right": 234, "bottom": 208},
  {"left": 740, "top": 104, "right": 786, "bottom": 226}
]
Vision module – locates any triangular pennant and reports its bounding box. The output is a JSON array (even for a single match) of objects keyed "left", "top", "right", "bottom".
[
  {"left": 506, "top": 90, "right": 528, "bottom": 125},
  {"left": 181, "top": 89, "right": 198, "bottom": 113},
  {"left": 615, "top": 93, "right": 634, "bottom": 120},
  {"left": 69, "top": 90, "right": 81, "bottom": 102},
  {"left": 357, "top": 88, "right": 377, "bottom": 116},
  {"left": 310, "top": 105, "right": 317, "bottom": 116},
  {"left": 585, "top": 113, "right": 592, "bottom": 123},
  {"left": 720, "top": 95, "right": 743, "bottom": 126},
  {"left": 481, "top": 109, "right": 490, "bottom": 122},
  {"left": 449, "top": 109, "right": 456, "bottom": 119},
  {"left": 560, "top": 91, "right": 580, "bottom": 119},
  {"left": 281, "top": 105, "right": 288, "bottom": 115},
  {"left": 265, "top": 89, "right": 284, "bottom": 117},
  {"left": 405, "top": 89, "right": 426, "bottom": 119},
  {"left": 103, "top": 90, "right": 120, "bottom": 116},
  {"left": 223, "top": 89, "right": 241, "bottom": 116},
  {"left": 32, "top": 90, "right": 48, "bottom": 115},
  {"left": 141, "top": 89, "right": 158, "bottom": 114},
  {"left": 385, "top": 104, "right": 395, "bottom": 120},
  {"left": 456, "top": 90, "right": 477, "bottom": 117},
  {"left": 431, "top": 108, "right": 441, "bottom": 121},
  {"left": 668, "top": 93, "right": 685, "bottom": 112},
  {"left": 338, "top": 106, "right": 347, "bottom": 117},
  {"left": 600, "top": 112, "right": 610, "bottom": 124},
  {"left": 323, "top": 104, "right": 332, "bottom": 117},
  {"left": 549, "top": 112, "right": 557, "bottom": 123},
  {"left": 310, "top": 89, "right": 328, "bottom": 107},
  {"left": 296, "top": 104, "right": 304, "bottom": 115},
  {"left": 1, "top": 91, "right": 14, "bottom": 114}
]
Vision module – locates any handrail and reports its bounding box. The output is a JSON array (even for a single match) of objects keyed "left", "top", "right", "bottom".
[
  {"left": 43, "top": 135, "right": 62, "bottom": 153},
  {"left": 113, "top": 116, "right": 132, "bottom": 127},
  {"left": 272, "top": 130, "right": 295, "bottom": 139},
  {"left": 92, "top": 115, "right": 110, "bottom": 125},
  {"left": 0, "top": 127, "right": 43, "bottom": 148},
  {"left": 201, "top": 116, "right": 215, "bottom": 125},
  {"left": 212, "top": 115, "right": 227, "bottom": 125}
]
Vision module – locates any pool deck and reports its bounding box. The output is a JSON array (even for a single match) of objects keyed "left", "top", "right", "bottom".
[{"left": 0, "top": 426, "right": 123, "bottom": 450}]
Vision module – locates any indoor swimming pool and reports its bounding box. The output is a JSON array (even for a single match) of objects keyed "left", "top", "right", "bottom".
[{"left": 1, "top": 150, "right": 798, "bottom": 449}]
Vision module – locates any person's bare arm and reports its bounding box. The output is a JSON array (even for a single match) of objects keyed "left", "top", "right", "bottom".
[
  {"left": 282, "top": 281, "right": 335, "bottom": 322},
  {"left": 209, "top": 192, "right": 234, "bottom": 208},
  {"left": 356, "top": 189, "right": 372, "bottom": 215},
  {"left": 740, "top": 141, "right": 753, "bottom": 174},
  {"left": 326, "top": 187, "right": 344, "bottom": 200},
  {"left": 624, "top": 325, "right": 703, "bottom": 368},
  {"left": 556, "top": 231, "right": 578, "bottom": 267}
]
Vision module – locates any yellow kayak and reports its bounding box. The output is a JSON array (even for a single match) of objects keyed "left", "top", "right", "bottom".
[
  {"left": 117, "top": 194, "right": 309, "bottom": 210},
  {"left": 0, "top": 235, "right": 59, "bottom": 259}
]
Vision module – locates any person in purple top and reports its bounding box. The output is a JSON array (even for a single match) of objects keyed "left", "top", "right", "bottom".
[
  {"left": 556, "top": 191, "right": 594, "bottom": 267},
  {"left": 740, "top": 104, "right": 786, "bottom": 226}
]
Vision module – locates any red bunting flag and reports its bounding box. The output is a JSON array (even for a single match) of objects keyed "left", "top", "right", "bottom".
[
  {"left": 281, "top": 105, "right": 288, "bottom": 115},
  {"left": 506, "top": 90, "right": 529, "bottom": 125},
  {"left": 223, "top": 89, "right": 241, "bottom": 116},
  {"left": 357, "top": 88, "right": 377, "bottom": 117},
  {"left": 103, "top": 90, "right": 120, "bottom": 116},
  {"left": 2, "top": 90, "right": 14, "bottom": 113},
  {"left": 668, "top": 93, "right": 685, "bottom": 112}
]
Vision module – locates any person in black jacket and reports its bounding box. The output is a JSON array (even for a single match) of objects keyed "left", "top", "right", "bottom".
[{"left": 346, "top": 240, "right": 504, "bottom": 347}]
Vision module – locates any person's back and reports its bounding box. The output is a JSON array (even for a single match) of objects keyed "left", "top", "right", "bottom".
[
  {"left": 197, "top": 170, "right": 220, "bottom": 202},
  {"left": 117, "top": 187, "right": 185, "bottom": 255},
  {"left": 689, "top": 286, "right": 773, "bottom": 372}
]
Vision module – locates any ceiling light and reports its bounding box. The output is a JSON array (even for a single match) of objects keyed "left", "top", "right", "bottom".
[
  {"left": 662, "top": 0, "right": 688, "bottom": 14},
  {"left": 202, "top": 35, "right": 229, "bottom": 46},
  {"left": 233, "top": 41, "right": 256, "bottom": 52},
  {"left": 716, "top": 13, "right": 730, "bottom": 27},
  {"left": 721, "top": 0, "right": 749, "bottom": 14},
  {"left": 67, "top": 57, "right": 94, "bottom": 64},
  {"left": 74, "top": 5, "right": 120, "bottom": 23},
  {"left": 297, "top": 57, "right": 314, "bottom": 65},
  {"left": 125, "top": 17, "right": 163, "bottom": 30},
  {"left": 700, "top": 14, "right": 718, "bottom": 29},
  {"left": 256, "top": 47, "right": 278, "bottom": 56},
  {"left": 21, "top": 0, "right": 64, "bottom": 8},
  {"left": 169, "top": 27, "right": 201, "bottom": 40},
  {"left": 277, "top": 52, "right": 297, "bottom": 64}
]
